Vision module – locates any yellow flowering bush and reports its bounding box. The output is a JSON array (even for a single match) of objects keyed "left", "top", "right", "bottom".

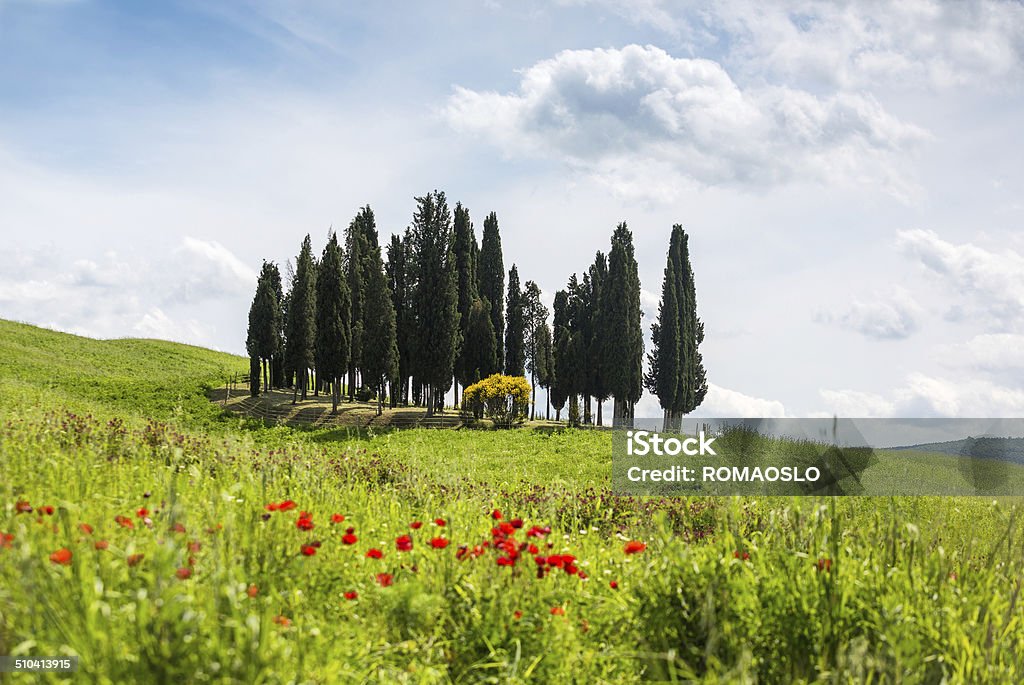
[{"left": 461, "top": 374, "right": 532, "bottom": 428}]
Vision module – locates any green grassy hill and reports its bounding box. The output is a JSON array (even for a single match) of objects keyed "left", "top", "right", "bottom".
[{"left": 1, "top": 320, "right": 1022, "bottom": 683}]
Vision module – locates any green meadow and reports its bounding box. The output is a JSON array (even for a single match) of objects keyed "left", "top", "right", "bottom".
[{"left": 1, "top": 319, "right": 1022, "bottom": 683}]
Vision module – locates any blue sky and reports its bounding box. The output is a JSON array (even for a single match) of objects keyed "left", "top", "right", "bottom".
[{"left": 2, "top": 0, "right": 1023, "bottom": 418}]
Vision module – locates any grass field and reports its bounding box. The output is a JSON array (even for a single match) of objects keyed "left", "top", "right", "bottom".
[{"left": 1, "top": 319, "right": 1022, "bottom": 683}]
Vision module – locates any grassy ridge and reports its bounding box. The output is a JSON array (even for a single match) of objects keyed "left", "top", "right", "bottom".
[{"left": 1, "top": 320, "right": 1023, "bottom": 683}]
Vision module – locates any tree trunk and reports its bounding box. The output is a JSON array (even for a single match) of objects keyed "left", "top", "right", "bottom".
[
  {"left": 612, "top": 397, "right": 633, "bottom": 428},
  {"left": 597, "top": 400, "right": 603, "bottom": 427},
  {"left": 546, "top": 389, "right": 550, "bottom": 421},
  {"left": 584, "top": 396, "right": 592, "bottom": 425},
  {"left": 331, "top": 376, "right": 339, "bottom": 414}
]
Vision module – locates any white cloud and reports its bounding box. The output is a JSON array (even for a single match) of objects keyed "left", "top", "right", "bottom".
[
  {"left": 815, "top": 289, "right": 920, "bottom": 340},
  {"left": 444, "top": 45, "right": 927, "bottom": 200},
  {"left": 897, "top": 229, "right": 1024, "bottom": 330},
  {"left": 699, "top": 383, "right": 787, "bottom": 417},
  {"left": 820, "top": 372, "right": 1024, "bottom": 418}
]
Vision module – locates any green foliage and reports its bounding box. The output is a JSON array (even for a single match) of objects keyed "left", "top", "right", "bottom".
[
  {"left": 462, "top": 297, "right": 498, "bottom": 385},
  {"left": 504, "top": 264, "right": 525, "bottom": 377},
  {"left": 284, "top": 235, "right": 317, "bottom": 399},
  {"left": 452, "top": 202, "right": 480, "bottom": 389},
  {"left": 601, "top": 223, "right": 643, "bottom": 423},
  {"left": 461, "top": 373, "right": 531, "bottom": 428},
  {"left": 361, "top": 238, "right": 399, "bottom": 413},
  {"left": 385, "top": 232, "right": 415, "bottom": 404},
  {"left": 314, "top": 232, "right": 351, "bottom": 394},
  {"left": 478, "top": 211, "right": 505, "bottom": 371}
]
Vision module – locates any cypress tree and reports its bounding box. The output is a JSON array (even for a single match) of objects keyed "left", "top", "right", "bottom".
[
  {"left": 412, "top": 190, "right": 460, "bottom": 416},
  {"left": 386, "top": 231, "right": 415, "bottom": 406},
  {"left": 362, "top": 244, "right": 399, "bottom": 416},
  {"left": 550, "top": 289, "right": 572, "bottom": 422},
  {"left": 285, "top": 235, "right": 317, "bottom": 403},
  {"left": 462, "top": 296, "right": 498, "bottom": 386},
  {"left": 522, "top": 280, "right": 549, "bottom": 420},
  {"left": 601, "top": 223, "right": 643, "bottom": 426},
  {"left": 315, "top": 232, "right": 351, "bottom": 413},
  {"left": 677, "top": 227, "right": 708, "bottom": 418},
  {"left": 645, "top": 227, "right": 683, "bottom": 430},
  {"left": 245, "top": 263, "right": 281, "bottom": 396},
  {"left": 345, "top": 208, "right": 374, "bottom": 400},
  {"left": 478, "top": 212, "right": 505, "bottom": 370},
  {"left": 264, "top": 262, "right": 285, "bottom": 389},
  {"left": 452, "top": 202, "right": 479, "bottom": 400},
  {"left": 534, "top": 320, "right": 554, "bottom": 420},
  {"left": 587, "top": 252, "right": 610, "bottom": 425},
  {"left": 504, "top": 264, "right": 525, "bottom": 376}
]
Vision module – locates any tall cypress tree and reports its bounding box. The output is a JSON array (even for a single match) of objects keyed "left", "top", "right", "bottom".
[
  {"left": 412, "top": 190, "right": 460, "bottom": 415},
  {"left": 601, "top": 223, "right": 643, "bottom": 426},
  {"left": 587, "top": 252, "right": 610, "bottom": 425},
  {"left": 245, "top": 262, "right": 281, "bottom": 396},
  {"left": 677, "top": 227, "right": 708, "bottom": 418},
  {"left": 315, "top": 232, "right": 351, "bottom": 413},
  {"left": 504, "top": 264, "right": 525, "bottom": 376},
  {"left": 535, "top": 320, "right": 554, "bottom": 420},
  {"left": 285, "top": 235, "right": 317, "bottom": 403},
  {"left": 452, "top": 202, "right": 479, "bottom": 400},
  {"left": 645, "top": 227, "right": 683, "bottom": 430},
  {"left": 264, "top": 262, "right": 285, "bottom": 389},
  {"left": 522, "top": 280, "right": 549, "bottom": 420},
  {"left": 478, "top": 212, "right": 505, "bottom": 370},
  {"left": 362, "top": 243, "right": 399, "bottom": 416},
  {"left": 462, "top": 296, "right": 498, "bottom": 386},
  {"left": 345, "top": 207, "right": 374, "bottom": 399},
  {"left": 386, "top": 231, "right": 416, "bottom": 406},
  {"left": 550, "top": 289, "right": 571, "bottom": 422}
]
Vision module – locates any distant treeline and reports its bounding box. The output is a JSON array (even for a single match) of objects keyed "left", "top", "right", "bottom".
[{"left": 245, "top": 190, "right": 707, "bottom": 425}]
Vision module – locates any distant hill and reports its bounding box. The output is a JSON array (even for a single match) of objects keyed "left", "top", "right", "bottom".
[{"left": 884, "top": 436, "right": 1024, "bottom": 465}]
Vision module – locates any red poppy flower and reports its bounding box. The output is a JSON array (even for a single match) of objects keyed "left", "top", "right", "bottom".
[
  {"left": 345, "top": 526, "right": 355, "bottom": 534},
  {"left": 410, "top": 521, "right": 423, "bottom": 530},
  {"left": 430, "top": 537, "right": 449, "bottom": 549},
  {"left": 301, "top": 545, "right": 317, "bottom": 556},
  {"left": 510, "top": 518, "right": 523, "bottom": 529},
  {"left": 278, "top": 500, "right": 297, "bottom": 512},
  {"left": 49, "top": 548, "right": 72, "bottom": 565},
  {"left": 816, "top": 558, "right": 832, "bottom": 572},
  {"left": 376, "top": 573, "right": 393, "bottom": 587},
  {"left": 15, "top": 501, "right": 32, "bottom": 514},
  {"left": 610, "top": 580, "right": 619, "bottom": 590},
  {"left": 366, "top": 548, "right": 383, "bottom": 559},
  {"left": 434, "top": 518, "right": 446, "bottom": 527},
  {"left": 1, "top": 533, "right": 14, "bottom": 548},
  {"left": 496, "top": 556, "right": 514, "bottom": 566},
  {"left": 296, "top": 517, "right": 314, "bottom": 531},
  {"left": 188, "top": 541, "right": 202, "bottom": 553},
  {"left": 136, "top": 508, "right": 149, "bottom": 518},
  {"left": 264, "top": 502, "right": 279, "bottom": 512},
  {"left": 273, "top": 615, "right": 291, "bottom": 627},
  {"left": 42, "top": 505, "right": 55, "bottom": 516},
  {"left": 126, "top": 553, "right": 145, "bottom": 567},
  {"left": 534, "top": 555, "right": 546, "bottom": 565},
  {"left": 342, "top": 533, "right": 357, "bottom": 545},
  {"left": 513, "top": 610, "right": 522, "bottom": 620},
  {"left": 94, "top": 540, "right": 109, "bottom": 551},
  {"left": 331, "top": 513, "right": 345, "bottom": 524},
  {"left": 550, "top": 606, "right": 565, "bottom": 616},
  {"left": 624, "top": 541, "right": 646, "bottom": 555},
  {"left": 175, "top": 567, "right": 192, "bottom": 580},
  {"left": 247, "top": 584, "right": 259, "bottom": 597},
  {"left": 491, "top": 509, "right": 502, "bottom": 520},
  {"left": 396, "top": 535, "right": 413, "bottom": 552},
  {"left": 344, "top": 591, "right": 358, "bottom": 600},
  {"left": 78, "top": 523, "right": 94, "bottom": 535},
  {"left": 115, "top": 515, "right": 134, "bottom": 529}
]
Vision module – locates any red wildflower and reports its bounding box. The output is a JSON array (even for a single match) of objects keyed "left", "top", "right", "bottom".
[
  {"left": 513, "top": 610, "right": 523, "bottom": 620},
  {"left": 430, "top": 537, "right": 449, "bottom": 549},
  {"left": 434, "top": 518, "right": 446, "bottom": 527},
  {"left": 410, "top": 521, "right": 423, "bottom": 529},
  {"left": 247, "top": 584, "right": 259, "bottom": 597},
  {"left": 816, "top": 558, "right": 833, "bottom": 572},
  {"left": 175, "top": 567, "right": 192, "bottom": 580},
  {"left": 42, "top": 505, "right": 55, "bottom": 516},
  {"left": 491, "top": 509, "right": 502, "bottom": 520},
  {"left": 79, "top": 523, "right": 94, "bottom": 535},
  {"left": 624, "top": 540, "right": 647, "bottom": 555},
  {"left": 455, "top": 545, "right": 469, "bottom": 560},
  {"left": 171, "top": 522, "right": 186, "bottom": 534},
  {"left": 534, "top": 555, "right": 546, "bottom": 565},
  {"left": 15, "top": 501, "right": 32, "bottom": 514},
  {"left": 188, "top": 540, "right": 202, "bottom": 553},
  {"left": 1, "top": 533, "right": 14, "bottom": 548},
  {"left": 550, "top": 606, "right": 565, "bottom": 616},
  {"left": 376, "top": 573, "right": 393, "bottom": 587},
  {"left": 496, "top": 556, "right": 514, "bottom": 566},
  {"left": 278, "top": 500, "right": 297, "bottom": 512},
  {"left": 273, "top": 615, "right": 291, "bottom": 627},
  {"left": 126, "top": 553, "right": 145, "bottom": 567},
  {"left": 331, "top": 513, "right": 345, "bottom": 524},
  {"left": 136, "top": 508, "right": 149, "bottom": 518},
  {"left": 49, "top": 548, "right": 72, "bottom": 565},
  {"left": 610, "top": 580, "right": 619, "bottom": 590},
  {"left": 344, "top": 591, "right": 358, "bottom": 600},
  {"left": 510, "top": 518, "right": 524, "bottom": 529},
  {"left": 94, "top": 540, "right": 109, "bottom": 550},
  {"left": 264, "top": 502, "right": 279, "bottom": 512},
  {"left": 301, "top": 545, "right": 317, "bottom": 556},
  {"left": 296, "top": 517, "right": 315, "bottom": 531},
  {"left": 499, "top": 521, "right": 516, "bottom": 535},
  {"left": 528, "top": 543, "right": 539, "bottom": 555},
  {"left": 396, "top": 535, "right": 413, "bottom": 552},
  {"left": 342, "top": 533, "right": 358, "bottom": 545},
  {"left": 115, "top": 515, "right": 134, "bottom": 529},
  {"left": 366, "top": 548, "right": 384, "bottom": 559}
]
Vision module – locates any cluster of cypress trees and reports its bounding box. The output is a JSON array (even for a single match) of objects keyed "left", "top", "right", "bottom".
[{"left": 245, "top": 197, "right": 707, "bottom": 426}]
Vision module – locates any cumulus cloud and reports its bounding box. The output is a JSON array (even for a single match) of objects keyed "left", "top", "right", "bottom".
[
  {"left": 820, "top": 372, "right": 1024, "bottom": 418},
  {"left": 563, "top": 0, "right": 1024, "bottom": 90},
  {"left": 815, "top": 289, "right": 920, "bottom": 340},
  {"left": 897, "top": 229, "right": 1024, "bottom": 329},
  {"left": 444, "top": 45, "right": 927, "bottom": 199}
]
